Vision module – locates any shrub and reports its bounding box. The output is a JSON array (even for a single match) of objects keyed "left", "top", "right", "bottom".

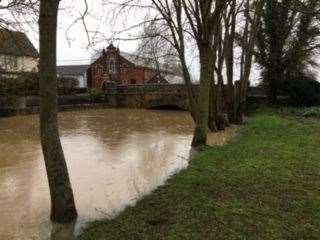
[
  {"left": 280, "top": 75, "right": 320, "bottom": 106},
  {"left": 0, "top": 107, "right": 16, "bottom": 117},
  {"left": 17, "top": 72, "right": 39, "bottom": 95},
  {"left": 88, "top": 88, "right": 105, "bottom": 103},
  {"left": 2, "top": 73, "right": 86, "bottom": 96},
  {"left": 57, "top": 77, "right": 79, "bottom": 89},
  {"left": 281, "top": 107, "right": 320, "bottom": 118},
  {"left": 17, "top": 73, "right": 80, "bottom": 94},
  {"left": 0, "top": 77, "right": 26, "bottom": 96}
]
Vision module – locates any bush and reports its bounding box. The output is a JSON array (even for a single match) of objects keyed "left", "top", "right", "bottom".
[
  {"left": 281, "top": 75, "right": 320, "bottom": 106},
  {"left": 0, "top": 107, "right": 17, "bottom": 117},
  {"left": 281, "top": 107, "right": 320, "bottom": 118},
  {"left": 1, "top": 73, "right": 87, "bottom": 96},
  {"left": 17, "top": 73, "right": 39, "bottom": 95},
  {"left": 0, "top": 77, "right": 26, "bottom": 96},
  {"left": 57, "top": 77, "right": 79, "bottom": 89},
  {"left": 17, "top": 73, "right": 80, "bottom": 94},
  {"left": 88, "top": 88, "right": 105, "bottom": 103}
]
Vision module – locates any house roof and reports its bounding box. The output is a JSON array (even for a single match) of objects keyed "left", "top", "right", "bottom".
[
  {"left": 0, "top": 29, "right": 39, "bottom": 58},
  {"left": 57, "top": 65, "right": 90, "bottom": 76}
]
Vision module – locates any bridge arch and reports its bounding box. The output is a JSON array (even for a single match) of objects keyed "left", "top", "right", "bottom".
[{"left": 145, "top": 97, "right": 189, "bottom": 111}]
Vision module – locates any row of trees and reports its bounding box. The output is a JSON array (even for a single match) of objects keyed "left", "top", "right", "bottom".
[
  {"left": 1, "top": 0, "right": 319, "bottom": 224},
  {"left": 124, "top": 0, "right": 319, "bottom": 145},
  {"left": 125, "top": 0, "right": 265, "bottom": 146},
  {"left": 256, "top": 0, "right": 320, "bottom": 102}
]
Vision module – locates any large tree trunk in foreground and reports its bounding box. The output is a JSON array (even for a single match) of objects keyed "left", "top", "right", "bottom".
[
  {"left": 192, "top": 44, "right": 211, "bottom": 147},
  {"left": 39, "top": 0, "right": 77, "bottom": 223}
]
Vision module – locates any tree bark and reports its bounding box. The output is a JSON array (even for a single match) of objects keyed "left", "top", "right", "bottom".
[
  {"left": 39, "top": 0, "right": 77, "bottom": 223},
  {"left": 225, "top": 0, "right": 236, "bottom": 123},
  {"left": 179, "top": 51, "right": 197, "bottom": 120},
  {"left": 215, "top": 25, "right": 227, "bottom": 131},
  {"left": 192, "top": 43, "right": 211, "bottom": 147},
  {"left": 237, "top": 0, "right": 264, "bottom": 123},
  {"left": 208, "top": 78, "right": 218, "bottom": 132}
]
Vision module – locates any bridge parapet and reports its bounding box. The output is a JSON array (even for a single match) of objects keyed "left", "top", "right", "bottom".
[
  {"left": 105, "top": 84, "right": 198, "bottom": 94},
  {"left": 105, "top": 84, "right": 192, "bottom": 109},
  {"left": 104, "top": 84, "right": 266, "bottom": 109}
]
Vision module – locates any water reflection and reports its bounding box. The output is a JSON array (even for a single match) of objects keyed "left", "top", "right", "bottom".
[{"left": 0, "top": 109, "right": 235, "bottom": 240}]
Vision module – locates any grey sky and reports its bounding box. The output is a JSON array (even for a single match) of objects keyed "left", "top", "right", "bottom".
[{"left": 4, "top": 0, "right": 319, "bottom": 82}]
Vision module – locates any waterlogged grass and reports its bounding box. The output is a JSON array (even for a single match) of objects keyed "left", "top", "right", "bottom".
[{"left": 78, "top": 110, "right": 320, "bottom": 240}]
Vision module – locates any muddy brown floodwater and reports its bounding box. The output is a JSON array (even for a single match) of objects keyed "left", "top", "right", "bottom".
[{"left": 0, "top": 109, "right": 236, "bottom": 240}]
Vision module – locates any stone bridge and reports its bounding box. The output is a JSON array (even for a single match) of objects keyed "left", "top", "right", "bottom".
[{"left": 105, "top": 84, "right": 266, "bottom": 110}]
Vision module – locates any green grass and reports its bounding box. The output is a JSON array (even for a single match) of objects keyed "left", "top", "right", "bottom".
[{"left": 78, "top": 110, "right": 320, "bottom": 240}]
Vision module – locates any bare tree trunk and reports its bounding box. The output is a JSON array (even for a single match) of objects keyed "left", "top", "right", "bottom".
[
  {"left": 215, "top": 25, "right": 227, "bottom": 131},
  {"left": 174, "top": 1, "right": 197, "bottom": 120},
  {"left": 225, "top": 0, "right": 236, "bottom": 123},
  {"left": 182, "top": 0, "right": 227, "bottom": 146},
  {"left": 192, "top": 43, "right": 211, "bottom": 147},
  {"left": 179, "top": 52, "right": 197, "bottom": 120},
  {"left": 216, "top": 74, "right": 227, "bottom": 131},
  {"left": 237, "top": 0, "right": 264, "bottom": 123},
  {"left": 208, "top": 77, "right": 218, "bottom": 132},
  {"left": 39, "top": 0, "right": 77, "bottom": 223}
]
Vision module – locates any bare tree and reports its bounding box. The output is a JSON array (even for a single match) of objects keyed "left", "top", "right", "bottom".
[
  {"left": 135, "top": 19, "right": 181, "bottom": 80},
  {"left": 2, "top": 0, "right": 79, "bottom": 223},
  {"left": 0, "top": 0, "right": 39, "bottom": 30},
  {"left": 181, "top": 0, "right": 229, "bottom": 146},
  {"left": 236, "top": 0, "right": 264, "bottom": 123},
  {"left": 149, "top": 0, "right": 198, "bottom": 119},
  {"left": 39, "top": 0, "right": 77, "bottom": 222},
  {"left": 223, "top": 0, "right": 239, "bottom": 123},
  {"left": 99, "top": 0, "right": 231, "bottom": 145}
]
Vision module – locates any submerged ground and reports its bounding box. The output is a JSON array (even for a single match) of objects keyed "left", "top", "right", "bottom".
[{"left": 79, "top": 110, "right": 320, "bottom": 240}]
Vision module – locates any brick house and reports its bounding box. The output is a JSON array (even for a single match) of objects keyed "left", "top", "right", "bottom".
[{"left": 88, "top": 44, "right": 183, "bottom": 89}]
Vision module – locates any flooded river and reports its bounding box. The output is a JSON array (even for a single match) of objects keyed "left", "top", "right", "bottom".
[{"left": 0, "top": 109, "right": 235, "bottom": 240}]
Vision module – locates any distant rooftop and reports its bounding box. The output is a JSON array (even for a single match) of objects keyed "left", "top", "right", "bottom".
[
  {"left": 0, "top": 29, "right": 38, "bottom": 58},
  {"left": 57, "top": 65, "right": 89, "bottom": 76}
]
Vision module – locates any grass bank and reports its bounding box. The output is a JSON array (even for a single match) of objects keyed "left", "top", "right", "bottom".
[{"left": 79, "top": 110, "right": 320, "bottom": 240}]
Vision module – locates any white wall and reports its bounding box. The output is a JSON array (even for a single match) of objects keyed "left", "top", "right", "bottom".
[
  {"left": 78, "top": 74, "right": 87, "bottom": 88},
  {"left": 0, "top": 54, "right": 38, "bottom": 73},
  {"left": 60, "top": 74, "right": 87, "bottom": 88}
]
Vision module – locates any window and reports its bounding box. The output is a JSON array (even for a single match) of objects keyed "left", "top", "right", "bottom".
[
  {"left": 4, "top": 55, "right": 18, "bottom": 70},
  {"left": 108, "top": 58, "right": 116, "bottom": 74},
  {"left": 130, "top": 79, "right": 136, "bottom": 84}
]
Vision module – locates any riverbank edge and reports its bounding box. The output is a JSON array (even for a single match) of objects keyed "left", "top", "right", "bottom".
[
  {"left": 77, "top": 109, "right": 320, "bottom": 240},
  {"left": 16, "top": 103, "right": 112, "bottom": 116}
]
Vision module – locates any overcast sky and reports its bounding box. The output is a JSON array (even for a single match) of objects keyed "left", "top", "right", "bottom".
[
  {"left": 6, "top": 0, "right": 320, "bottom": 82},
  {"left": 56, "top": 0, "right": 141, "bottom": 65},
  {"left": 20, "top": 0, "right": 143, "bottom": 66}
]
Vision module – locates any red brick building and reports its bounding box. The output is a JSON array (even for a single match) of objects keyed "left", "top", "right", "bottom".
[{"left": 88, "top": 44, "right": 172, "bottom": 89}]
